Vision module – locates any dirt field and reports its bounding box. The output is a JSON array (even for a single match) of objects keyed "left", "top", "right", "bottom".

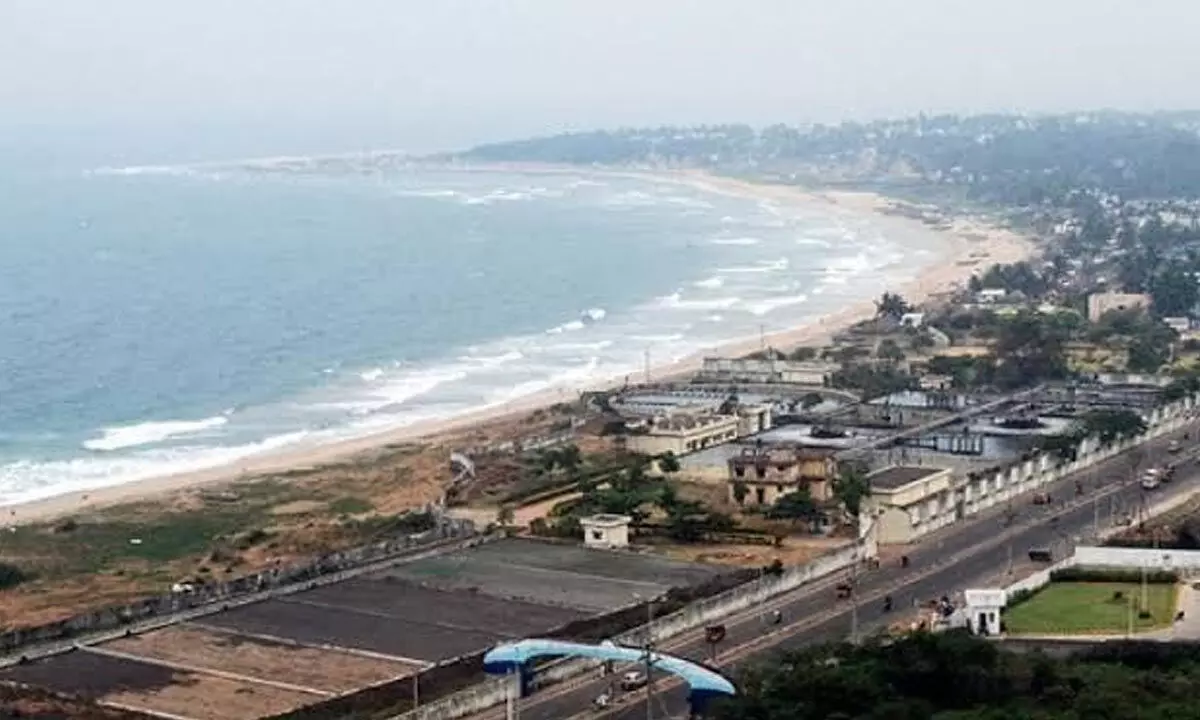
[
  {"left": 105, "top": 625, "right": 417, "bottom": 694},
  {"left": 101, "top": 667, "right": 317, "bottom": 720}
]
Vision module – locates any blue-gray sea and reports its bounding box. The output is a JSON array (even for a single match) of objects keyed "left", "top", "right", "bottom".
[{"left": 0, "top": 156, "right": 952, "bottom": 505}]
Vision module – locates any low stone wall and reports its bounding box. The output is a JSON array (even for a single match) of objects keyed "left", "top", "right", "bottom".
[
  {"left": 390, "top": 538, "right": 874, "bottom": 720},
  {"left": 0, "top": 516, "right": 476, "bottom": 658},
  {"left": 1072, "top": 545, "right": 1200, "bottom": 572}
]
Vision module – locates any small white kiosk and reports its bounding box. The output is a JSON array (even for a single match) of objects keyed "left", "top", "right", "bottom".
[
  {"left": 963, "top": 588, "right": 1007, "bottom": 636},
  {"left": 580, "top": 514, "right": 632, "bottom": 549}
]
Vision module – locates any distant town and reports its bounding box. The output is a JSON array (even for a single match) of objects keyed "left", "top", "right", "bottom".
[{"left": 9, "top": 111, "right": 1200, "bottom": 719}]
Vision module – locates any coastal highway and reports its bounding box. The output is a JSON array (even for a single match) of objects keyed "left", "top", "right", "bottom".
[{"left": 477, "top": 418, "right": 1200, "bottom": 720}]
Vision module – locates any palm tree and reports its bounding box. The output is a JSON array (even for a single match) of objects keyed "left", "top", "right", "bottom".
[{"left": 875, "top": 292, "right": 911, "bottom": 321}]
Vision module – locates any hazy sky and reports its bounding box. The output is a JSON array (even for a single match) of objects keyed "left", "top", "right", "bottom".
[{"left": 5, "top": 0, "right": 1200, "bottom": 162}]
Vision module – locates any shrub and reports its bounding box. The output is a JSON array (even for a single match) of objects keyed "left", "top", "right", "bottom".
[
  {"left": 1050, "top": 567, "right": 1177, "bottom": 584},
  {"left": 0, "top": 562, "right": 31, "bottom": 590}
]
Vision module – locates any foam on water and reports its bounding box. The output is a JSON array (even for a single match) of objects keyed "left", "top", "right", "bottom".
[{"left": 83, "top": 416, "right": 230, "bottom": 452}]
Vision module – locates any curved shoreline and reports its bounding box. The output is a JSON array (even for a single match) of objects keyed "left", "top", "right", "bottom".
[{"left": 1, "top": 168, "right": 1035, "bottom": 525}]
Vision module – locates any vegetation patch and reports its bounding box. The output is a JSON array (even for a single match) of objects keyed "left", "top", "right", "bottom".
[{"left": 1003, "top": 581, "right": 1176, "bottom": 635}]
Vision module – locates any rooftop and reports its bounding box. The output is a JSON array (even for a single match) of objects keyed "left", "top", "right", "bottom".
[
  {"left": 582, "top": 514, "right": 632, "bottom": 526},
  {"left": 867, "top": 465, "right": 945, "bottom": 491}
]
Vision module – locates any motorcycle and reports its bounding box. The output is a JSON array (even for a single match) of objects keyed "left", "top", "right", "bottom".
[{"left": 883, "top": 595, "right": 893, "bottom": 613}]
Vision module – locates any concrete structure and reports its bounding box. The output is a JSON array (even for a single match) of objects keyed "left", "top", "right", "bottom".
[
  {"left": 579, "top": 514, "right": 631, "bottom": 549},
  {"left": 697, "top": 357, "right": 836, "bottom": 386},
  {"left": 624, "top": 413, "right": 739, "bottom": 456},
  {"left": 963, "top": 589, "right": 1006, "bottom": 636},
  {"left": 728, "top": 447, "right": 838, "bottom": 506},
  {"left": 900, "top": 312, "right": 925, "bottom": 327},
  {"left": 863, "top": 465, "right": 956, "bottom": 544},
  {"left": 1087, "top": 291, "right": 1151, "bottom": 322}
]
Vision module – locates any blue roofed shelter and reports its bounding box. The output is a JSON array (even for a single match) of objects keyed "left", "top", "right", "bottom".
[{"left": 483, "top": 638, "right": 736, "bottom": 712}]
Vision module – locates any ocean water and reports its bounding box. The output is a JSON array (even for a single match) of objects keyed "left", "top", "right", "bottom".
[{"left": 0, "top": 159, "right": 952, "bottom": 506}]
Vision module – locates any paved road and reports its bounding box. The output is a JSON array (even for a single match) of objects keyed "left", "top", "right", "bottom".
[{"left": 485, "top": 419, "right": 1200, "bottom": 720}]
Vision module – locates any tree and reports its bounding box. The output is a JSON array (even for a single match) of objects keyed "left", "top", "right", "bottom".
[
  {"left": 657, "top": 451, "right": 681, "bottom": 474},
  {"left": 790, "top": 346, "right": 819, "bottom": 361},
  {"left": 875, "top": 292, "right": 911, "bottom": 321},
  {"left": 768, "top": 487, "right": 824, "bottom": 532},
  {"left": 877, "top": 338, "right": 906, "bottom": 364},
  {"left": 496, "top": 506, "right": 515, "bottom": 527},
  {"left": 832, "top": 465, "right": 871, "bottom": 519},
  {"left": 800, "top": 392, "right": 825, "bottom": 410},
  {"left": 1149, "top": 265, "right": 1200, "bottom": 317},
  {"left": 557, "top": 444, "right": 583, "bottom": 474},
  {"left": 1080, "top": 409, "right": 1147, "bottom": 445}
]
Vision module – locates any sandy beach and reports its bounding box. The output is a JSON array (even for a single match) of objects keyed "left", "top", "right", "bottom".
[{"left": 3, "top": 170, "right": 1035, "bottom": 525}]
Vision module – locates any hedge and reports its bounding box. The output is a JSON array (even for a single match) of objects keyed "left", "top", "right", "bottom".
[{"left": 1049, "top": 567, "right": 1179, "bottom": 584}]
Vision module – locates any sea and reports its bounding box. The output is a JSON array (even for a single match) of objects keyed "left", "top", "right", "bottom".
[{"left": 0, "top": 156, "right": 954, "bottom": 506}]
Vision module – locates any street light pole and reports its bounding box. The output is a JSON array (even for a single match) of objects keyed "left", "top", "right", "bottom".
[
  {"left": 849, "top": 561, "right": 859, "bottom": 644},
  {"left": 645, "top": 597, "right": 655, "bottom": 720}
]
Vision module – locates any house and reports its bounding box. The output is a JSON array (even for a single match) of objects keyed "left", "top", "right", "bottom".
[
  {"left": 1087, "top": 292, "right": 1151, "bottom": 323},
  {"left": 900, "top": 312, "right": 925, "bottom": 328},
  {"left": 861, "top": 465, "right": 956, "bottom": 544},
  {"left": 727, "top": 447, "right": 838, "bottom": 507},
  {"left": 976, "top": 288, "right": 1008, "bottom": 304},
  {"left": 624, "top": 413, "right": 740, "bottom": 456},
  {"left": 580, "top": 514, "right": 631, "bottom": 549},
  {"left": 1163, "top": 316, "right": 1192, "bottom": 334}
]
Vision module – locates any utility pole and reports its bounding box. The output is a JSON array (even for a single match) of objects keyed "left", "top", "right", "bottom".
[
  {"left": 1093, "top": 495, "right": 1100, "bottom": 540},
  {"left": 1006, "top": 542, "right": 1013, "bottom": 576},
  {"left": 412, "top": 675, "right": 419, "bottom": 709},
  {"left": 644, "top": 348, "right": 651, "bottom": 385},
  {"left": 849, "top": 562, "right": 859, "bottom": 644},
  {"left": 759, "top": 323, "right": 766, "bottom": 352},
  {"left": 644, "top": 596, "right": 655, "bottom": 720}
]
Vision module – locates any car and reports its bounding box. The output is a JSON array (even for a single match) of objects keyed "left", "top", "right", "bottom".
[
  {"left": 1168, "top": 440, "right": 1183, "bottom": 454},
  {"left": 620, "top": 670, "right": 648, "bottom": 691}
]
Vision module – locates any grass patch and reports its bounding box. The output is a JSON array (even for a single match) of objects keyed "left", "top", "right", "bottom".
[
  {"left": 329, "top": 496, "right": 374, "bottom": 515},
  {"left": 1004, "top": 582, "right": 1178, "bottom": 635}
]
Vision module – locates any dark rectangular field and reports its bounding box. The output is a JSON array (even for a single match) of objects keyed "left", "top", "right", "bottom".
[
  {"left": 0, "top": 649, "right": 177, "bottom": 698},
  {"left": 292, "top": 577, "right": 586, "bottom": 636},
  {"left": 197, "top": 597, "right": 501, "bottom": 662}
]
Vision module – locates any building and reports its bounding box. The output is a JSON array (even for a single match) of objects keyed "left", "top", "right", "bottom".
[
  {"left": 624, "top": 413, "right": 740, "bottom": 456},
  {"left": 862, "top": 465, "right": 956, "bottom": 544},
  {"left": 697, "top": 357, "right": 836, "bottom": 386},
  {"left": 727, "top": 447, "right": 838, "bottom": 506},
  {"left": 1087, "top": 292, "right": 1151, "bottom": 323},
  {"left": 962, "top": 588, "right": 1005, "bottom": 636},
  {"left": 580, "top": 514, "right": 631, "bottom": 549}
]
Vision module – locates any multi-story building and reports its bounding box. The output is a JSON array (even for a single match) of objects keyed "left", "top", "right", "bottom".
[
  {"left": 862, "top": 465, "right": 956, "bottom": 544},
  {"left": 727, "top": 447, "right": 839, "bottom": 507}
]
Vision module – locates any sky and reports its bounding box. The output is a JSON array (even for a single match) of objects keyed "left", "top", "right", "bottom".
[{"left": 4, "top": 0, "right": 1200, "bottom": 163}]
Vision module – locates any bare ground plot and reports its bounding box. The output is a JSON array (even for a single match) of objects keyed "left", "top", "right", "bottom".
[
  {"left": 0, "top": 650, "right": 177, "bottom": 699},
  {"left": 293, "top": 577, "right": 586, "bottom": 636},
  {"left": 379, "top": 554, "right": 671, "bottom": 613},
  {"left": 465, "top": 538, "right": 723, "bottom": 587},
  {"left": 102, "top": 667, "right": 317, "bottom": 720},
  {"left": 103, "top": 625, "right": 418, "bottom": 694},
  {"left": 196, "top": 598, "right": 498, "bottom": 662}
]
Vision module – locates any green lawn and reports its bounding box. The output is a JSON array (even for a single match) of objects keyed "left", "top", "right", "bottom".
[{"left": 1005, "top": 582, "right": 1178, "bottom": 635}]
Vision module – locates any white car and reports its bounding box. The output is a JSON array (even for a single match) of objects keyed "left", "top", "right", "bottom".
[{"left": 620, "top": 670, "right": 648, "bottom": 691}]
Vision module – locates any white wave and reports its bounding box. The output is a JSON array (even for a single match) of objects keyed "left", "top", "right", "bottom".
[
  {"left": 360, "top": 368, "right": 385, "bottom": 382},
  {"left": 662, "top": 196, "right": 714, "bottom": 210},
  {"left": 395, "top": 188, "right": 461, "bottom": 199},
  {"left": 83, "top": 416, "right": 230, "bottom": 452},
  {"left": 717, "top": 258, "right": 790, "bottom": 274},
  {"left": 4, "top": 431, "right": 311, "bottom": 507},
  {"left": 546, "top": 319, "right": 586, "bottom": 334},
  {"left": 90, "top": 165, "right": 196, "bottom": 177},
  {"left": 541, "top": 340, "right": 615, "bottom": 352},
  {"left": 709, "top": 237, "right": 762, "bottom": 246},
  {"left": 744, "top": 294, "right": 809, "bottom": 316},
  {"left": 581, "top": 307, "right": 607, "bottom": 322},
  {"left": 694, "top": 275, "right": 725, "bottom": 289},
  {"left": 458, "top": 350, "right": 524, "bottom": 368},
  {"left": 628, "top": 333, "right": 686, "bottom": 344},
  {"left": 794, "top": 236, "right": 833, "bottom": 247},
  {"left": 705, "top": 314, "right": 725, "bottom": 323},
  {"left": 374, "top": 367, "right": 470, "bottom": 407},
  {"left": 487, "top": 357, "right": 602, "bottom": 405},
  {"left": 661, "top": 293, "right": 742, "bottom": 311}
]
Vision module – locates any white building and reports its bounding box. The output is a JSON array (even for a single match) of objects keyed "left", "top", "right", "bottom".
[
  {"left": 962, "top": 589, "right": 1006, "bottom": 636},
  {"left": 862, "top": 466, "right": 956, "bottom": 544},
  {"left": 580, "top": 514, "right": 632, "bottom": 549}
]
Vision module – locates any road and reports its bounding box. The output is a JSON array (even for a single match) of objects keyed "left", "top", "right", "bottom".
[{"left": 480, "top": 419, "right": 1200, "bottom": 720}]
